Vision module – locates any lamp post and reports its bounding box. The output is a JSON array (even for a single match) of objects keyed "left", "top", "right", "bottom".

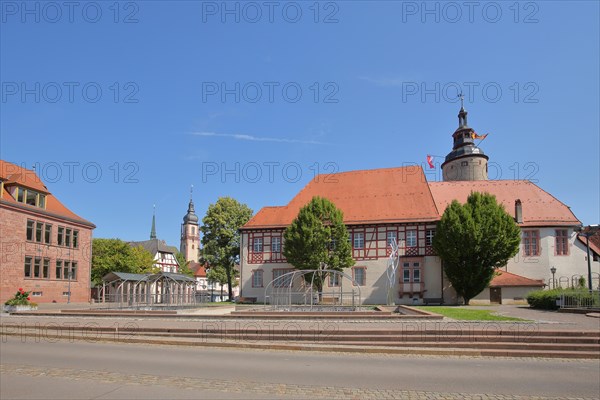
[
  {"left": 67, "top": 268, "right": 72, "bottom": 304},
  {"left": 577, "top": 224, "right": 600, "bottom": 292},
  {"left": 550, "top": 267, "right": 557, "bottom": 289}
]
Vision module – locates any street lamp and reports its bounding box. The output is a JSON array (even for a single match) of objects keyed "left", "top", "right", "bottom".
[
  {"left": 67, "top": 267, "right": 72, "bottom": 304},
  {"left": 577, "top": 224, "right": 600, "bottom": 292},
  {"left": 550, "top": 267, "right": 557, "bottom": 289}
]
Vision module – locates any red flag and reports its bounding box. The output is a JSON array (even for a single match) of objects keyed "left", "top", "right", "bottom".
[{"left": 426, "top": 155, "right": 435, "bottom": 169}]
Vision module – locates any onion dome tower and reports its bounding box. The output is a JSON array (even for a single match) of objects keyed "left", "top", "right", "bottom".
[
  {"left": 441, "top": 99, "right": 489, "bottom": 181},
  {"left": 180, "top": 186, "right": 200, "bottom": 263}
]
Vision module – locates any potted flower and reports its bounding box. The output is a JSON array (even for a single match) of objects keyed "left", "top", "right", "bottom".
[{"left": 3, "top": 288, "right": 38, "bottom": 312}]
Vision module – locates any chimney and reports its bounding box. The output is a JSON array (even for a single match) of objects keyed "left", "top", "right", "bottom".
[{"left": 515, "top": 199, "right": 523, "bottom": 224}]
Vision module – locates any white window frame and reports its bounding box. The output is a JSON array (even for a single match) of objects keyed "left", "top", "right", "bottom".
[{"left": 353, "top": 232, "right": 364, "bottom": 249}]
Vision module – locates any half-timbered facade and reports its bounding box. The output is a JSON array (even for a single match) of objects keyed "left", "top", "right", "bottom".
[
  {"left": 239, "top": 108, "right": 597, "bottom": 305},
  {"left": 128, "top": 239, "right": 180, "bottom": 273}
]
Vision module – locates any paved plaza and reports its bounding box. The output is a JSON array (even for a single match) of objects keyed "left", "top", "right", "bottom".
[{"left": 1, "top": 305, "right": 599, "bottom": 399}]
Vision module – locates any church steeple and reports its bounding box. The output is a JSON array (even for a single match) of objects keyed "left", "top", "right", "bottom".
[
  {"left": 180, "top": 185, "right": 200, "bottom": 263},
  {"left": 183, "top": 185, "right": 199, "bottom": 224},
  {"left": 150, "top": 205, "right": 157, "bottom": 239},
  {"left": 441, "top": 102, "right": 489, "bottom": 182}
]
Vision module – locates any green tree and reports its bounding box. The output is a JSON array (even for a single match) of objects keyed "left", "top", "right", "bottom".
[
  {"left": 91, "top": 238, "right": 156, "bottom": 285},
  {"left": 130, "top": 246, "right": 159, "bottom": 274},
  {"left": 283, "top": 196, "right": 354, "bottom": 294},
  {"left": 175, "top": 251, "right": 194, "bottom": 277},
  {"left": 206, "top": 265, "right": 229, "bottom": 301},
  {"left": 433, "top": 192, "right": 521, "bottom": 305},
  {"left": 200, "top": 197, "right": 253, "bottom": 300}
]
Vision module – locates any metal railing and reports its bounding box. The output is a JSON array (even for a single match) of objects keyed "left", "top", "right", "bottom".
[
  {"left": 95, "top": 293, "right": 197, "bottom": 309},
  {"left": 557, "top": 291, "right": 600, "bottom": 310}
]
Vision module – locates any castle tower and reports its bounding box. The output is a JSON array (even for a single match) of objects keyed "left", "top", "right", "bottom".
[
  {"left": 180, "top": 186, "right": 200, "bottom": 263},
  {"left": 441, "top": 100, "right": 489, "bottom": 181}
]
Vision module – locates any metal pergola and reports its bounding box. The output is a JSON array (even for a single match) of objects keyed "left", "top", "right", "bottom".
[{"left": 99, "top": 271, "right": 197, "bottom": 308}]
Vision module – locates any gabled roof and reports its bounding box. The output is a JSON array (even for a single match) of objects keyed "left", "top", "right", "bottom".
[
  {"left": 490, "top": 271, "right": 544, "bottom": 287},
  {"left": 428, "top": 180, "right": 580, "bottom": 227},
  {"left": 243, "top": 166, "right": 580, "bottom": 230},
  {"left": 128, "top": 238, "right": 179, "bottom": 256},
  {"left": 189, "top": 261, "right": 207, "bottom": 278},
  {"left": 0, "top": 159, "right": 49, "bottom": 193},
  {"left": 243, "top": 166, "right": 439, "bottom": 229},
  {"left": 577, "top": 232, "right": 600, "bottom": 257},
  {"left": 0, "top": 160, "right": 95, "bottom": 228}
]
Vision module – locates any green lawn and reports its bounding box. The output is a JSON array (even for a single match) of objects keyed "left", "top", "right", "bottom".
[{"left": 414, "top": 306, "right": 528, "bottom": 321}]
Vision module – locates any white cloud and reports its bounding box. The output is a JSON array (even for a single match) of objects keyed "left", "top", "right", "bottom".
[{"left": 191, "top": 131, "right": 327, "bottom": 145}]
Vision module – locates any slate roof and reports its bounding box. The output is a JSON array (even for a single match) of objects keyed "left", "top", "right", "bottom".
[
  {"left": 0, "top": 160, "right": 95, "bottom": 227},
  {"left": 128, "top": 238, "right": 179, "bottom": 256}
]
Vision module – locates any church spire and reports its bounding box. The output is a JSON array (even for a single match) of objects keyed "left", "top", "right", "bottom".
[
  {"left": 183, "top": 186, "right": 199, "bottom": 224},
  {"left": 150, "top": 204, "right": 157, "bottom": 239}
]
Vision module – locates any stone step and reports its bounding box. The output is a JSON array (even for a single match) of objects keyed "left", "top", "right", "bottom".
[
  {"left": 330, "top": 341, "right": 600, "bottom": 352},
  {"left": 3, "top": 323, "right": 599, "bottom": 341},
  {"left": 147, "top": 332, "right": 600, "bottom": 344},
  {"left": 4, "top": 328, "right": 599, "bottom": 359}
]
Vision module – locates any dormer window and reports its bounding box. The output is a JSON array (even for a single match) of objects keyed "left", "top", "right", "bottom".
[{"left": 12, "top": 186, "right": 46, "bottom": 209}]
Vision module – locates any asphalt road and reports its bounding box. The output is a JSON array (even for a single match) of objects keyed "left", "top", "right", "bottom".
[{"left": 1, "top": 337, "right": 599, "bottom": 399}]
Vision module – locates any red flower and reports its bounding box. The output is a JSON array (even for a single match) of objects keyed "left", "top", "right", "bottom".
[
  {"left": 18, "top": 288, "right": 23, "bottom": 292},
  {"left": 27, "top": 297, "right": 31, "bottom": 301}
]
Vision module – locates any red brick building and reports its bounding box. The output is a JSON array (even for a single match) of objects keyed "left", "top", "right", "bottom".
[{"left": 0, "top": 160, "right": 95, "bottom": 304}]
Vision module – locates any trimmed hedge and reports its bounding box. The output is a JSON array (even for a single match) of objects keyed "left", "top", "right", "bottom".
[
  {"left": 526, "top": 289, "right": 563, "bottom": 310},
  {"left": 527, "top": 288, "right": 598, "bottom": 310}
]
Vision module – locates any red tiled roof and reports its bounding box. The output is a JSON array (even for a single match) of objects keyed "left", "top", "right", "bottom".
[
  {"left": 189, "top": 261, "right": 207, "bottom": 277},
  {"left": 243, "top": 165, "right": 580, "bottom": 230},
  {"left": 428, "top": 180, "right": 580, "bottom": 227},
  {"left": 490, "top": 270, "right": 544, "bottom": 287},
  {"left": 243, "top": 166, "right": 439, "bottom": 228},
  {"left": 577, "top": 232, "right": 600, "bottom": 257},
  {"left": 0, "top": 160, "right": 49, "bottom": 193},
  {"left": 0, "top": 160, "right": 95, "bottom": 227}
]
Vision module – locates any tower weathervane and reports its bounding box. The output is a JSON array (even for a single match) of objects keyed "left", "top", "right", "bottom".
[{"left": 458, "top": 92, "right": 465, "bottom": 109}]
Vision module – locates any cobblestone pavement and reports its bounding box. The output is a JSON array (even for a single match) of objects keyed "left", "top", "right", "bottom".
[{"left": 1, "top": 364, "right": 596, "bottom": 400}]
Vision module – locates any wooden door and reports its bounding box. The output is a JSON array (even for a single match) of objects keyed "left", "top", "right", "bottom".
[{"left": 490, "top": 287, "right": 502, "bottom": 304}]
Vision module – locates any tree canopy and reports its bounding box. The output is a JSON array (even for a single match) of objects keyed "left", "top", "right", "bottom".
[
  {"left": 175, "top": 251, "right": 194, "bottom": 277},
  {"left": 91, "top": 238, "right": 157, "bottom": 285},
  {"left": 432, "top": 192, "right": 521, "bottom": 305},
  {"left": 283, "top": 196, "right": 354, "bottom": 292},
  {"left": 200, "top": 197, "right": 253, "bottom": 300}
]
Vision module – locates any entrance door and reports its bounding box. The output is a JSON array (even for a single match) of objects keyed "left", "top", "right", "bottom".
[{"left": 490, "top": 287, "right": 502, "bottom": 304}]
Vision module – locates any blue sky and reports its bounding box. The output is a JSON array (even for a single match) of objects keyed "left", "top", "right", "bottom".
[{"left": 2, "top": 1, "right": 599, "bottom": 247}]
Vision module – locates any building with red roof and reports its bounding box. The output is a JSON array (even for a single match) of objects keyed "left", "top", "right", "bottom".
[
  {"left": 239, "top": 107, "right": 597, "bottom": 305},
  {"left": 1, "top": 160, "right": 95, "bottom": 304}
]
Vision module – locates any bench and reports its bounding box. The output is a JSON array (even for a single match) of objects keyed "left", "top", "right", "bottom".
[
  {"left": 320, "top": 296, "right": 339, "bottom": 305},
  {"left": 237, "top": 297, "right": 257, "bottom": 304},
  {"left": 423, "top": 298, "right": 443, "bottom": 306}
]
